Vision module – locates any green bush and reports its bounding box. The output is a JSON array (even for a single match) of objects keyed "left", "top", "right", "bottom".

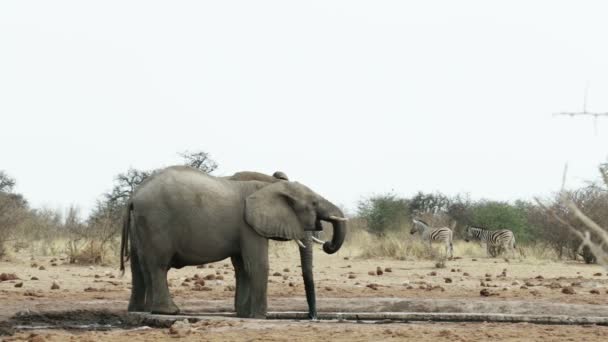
[
  {"left": 357, "top": 193, "right": 410, "bottom": 235},
  {"left": 468, "top": 200, "right": 531, "bottom": 242}
]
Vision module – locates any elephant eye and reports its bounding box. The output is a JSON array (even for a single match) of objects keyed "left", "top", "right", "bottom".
[{"left": 312, "top": 200, "right": 318, "bottom": 207}]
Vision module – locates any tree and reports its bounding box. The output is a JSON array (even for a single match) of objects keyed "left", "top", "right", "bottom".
[
  {"left": 179, "top": 150, "right": 218, "bottom": 174},
  {"left": 409, "top": 191, "right": 451, "bottom": 215},
  {"left": 0, "top": 171, "right": 16, "bottom": 193},
  {"left": 357, "top": 193, "right": 411, "bottom": 235}
]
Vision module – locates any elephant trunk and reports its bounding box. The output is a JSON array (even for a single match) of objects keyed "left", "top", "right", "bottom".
[{"left": 319, "top": 203, "right": 347, "bottom": 254}]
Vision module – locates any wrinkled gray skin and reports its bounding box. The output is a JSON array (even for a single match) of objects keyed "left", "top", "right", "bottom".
[
  {"left": 120, "top": 166, "right": 346, "bottom": 318},
  {"left": 225, "top": 170, "right": 321, "bottom": 319}
]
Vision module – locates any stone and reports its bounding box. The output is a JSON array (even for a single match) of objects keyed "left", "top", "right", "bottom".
[
  {"left": 562, "top": 286, "right": 576, "bottom": 295},
  {"left": 169, "top": 319, "right": 191, "bottom": 337}
]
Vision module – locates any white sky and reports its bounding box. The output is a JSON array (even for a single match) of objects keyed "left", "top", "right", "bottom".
[{"left": 1, "top": 1, "right": 608, "bottom": 216}]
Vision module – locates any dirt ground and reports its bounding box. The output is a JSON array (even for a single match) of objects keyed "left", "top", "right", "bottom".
[{"left": 1, "top": 245, "right": 608, "bottom": 341}]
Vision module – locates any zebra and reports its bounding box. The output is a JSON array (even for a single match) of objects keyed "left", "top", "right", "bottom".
[
  {"left": 464, "top": 226, "right": 516, "bottom": 257},
  {"left": 410, "top": 219, "right": 454, "bottom": 258}
]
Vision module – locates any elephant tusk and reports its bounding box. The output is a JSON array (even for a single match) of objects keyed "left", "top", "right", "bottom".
[
  {"left": 312, "top": 236, "right": 325, "bottom": 245},
  {"left": 329, "top": 215, "right": 348, "bottom": 222},
  {"left": 295, "top": 239, "right": 306, "bottom": 248}
]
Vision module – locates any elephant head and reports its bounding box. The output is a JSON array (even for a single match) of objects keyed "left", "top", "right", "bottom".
[{"left": 245, "top": 181, "right": 346, "bottom": 254}]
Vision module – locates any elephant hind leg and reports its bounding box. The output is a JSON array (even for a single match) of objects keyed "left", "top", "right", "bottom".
[
  {"left": 147, "top": 265, "right": 179, "bottom": 315},
  {"left": 127, "top": 245, "right": 146, "bottom": 312}
]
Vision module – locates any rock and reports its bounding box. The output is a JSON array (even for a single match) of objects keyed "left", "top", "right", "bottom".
[
  {"left": 511, "top": 281, "right": 520, "bottom": 286},
  {"left": 194, "top": 279, "right": 205, "bottom": 287},
  {"left": 450, "top": 269, "right": 456, "bottom": 272},
  {"left": 590, "top": 289, "right": 600, "bottom": 294},
  {"left": 193, "top": 285, "right": 212, "bottom": 291},
  {"left": 548, "top": 282, "right": 562, "bottom": 289},
  {"left": 0, "top": 273, "right": 19, "bottom": 281},
  {"left": 283, "top": 268, "right": 290, "bottom": 272},
  {"left": 14, "top": 282, "right": 23, "bottom": 288},
  {"left": 28, "top": 334, "right": 46, "bottom": 342},
  {"left": 376, "top": 267, "right": 383, "bottom": 276},
  {"left": 197, "top": 265, "right": 206, "bottom": 269},
  {"left": 38, "top": 266, "right": 46, "bottom": 270},
  {"left": 571, "top": 281, "right": 582, "bottom": 287},
  {"left": 366, "top": 283, "right": 379, "bottom": 290},
  {"left": 463, "top": 272, "right": 470, "bottom": 276},
  {"left": 30, "top": 277, "right": 39, "bottom": 281},
  {"left": 204, "top": 274, "right": 216, "bottom": 280},
  {"left": 444, "top": 278, "right": 452, "bottom": 283},
  {"left": 472, "top": 259, "right": 477, "bottom": 261},
  {"left": 181, "top": 282, "right": 189, "bottom": 287},
  {"left": 429, "top": 271, "right": 437, "bottom": 276},
  {"left": 525, "top": 281, "right": 535, "bottom": 287},
  {"left": 272, "top": 272, "right": 281, "bottom": 277},
  {"left": 530, "top": 290, "right": 541, "bottom": 296},
  {"left": 84, "top": 287, "right": 98, "bottom": 292},
  {"left": 344, "top": 257, "right": 350, "bottom": 260},
  {"left": 94, "top": 275, "right": 101, "bottom": 279},
  {"left": 485, "top": 277, "right": 492, "bottom": 282},
  {"left": 368, "top": 271, "right": 376, "bottom": 276},
  {"left": 224, "top": 285, "right": 235, "bottom": 291},
  {"left": 348, "top": 274, "right": 356, "bottom": 279},
  {"left": 282, "top": 275, "right": 289, "bottom": 280},
  {"left": 216, "top": 275, "right": 224, "bottom": 280},
  {"left": 480, "top": 289, "right": 491, "bottom": 297},
  {"left": 169, "top": 319, "right": 191, "bottom": 337},
  {"left": 535, "top": 275, "right": 544, "bottom": 280},
  {"left": 30, "top": 263, "right": 38, "bottom": 268},
  {"left": 324, "top": 286, "right": 333, "bottom": 291},
  {"left": 51, "top": 282, "right": 60, "bottom": 290},
  {"left": 288, "top": 282, "right": 294, "bottom": 287},
  {"left": 485, "top": 273, "right": 492, "bottom": 278},
  {"left": 208, "top": 265, "right": 214, "bottom": 268},
  {"left": 384, "top": 267, "right": 392, "bottom": 273},
  {"left": 593, "top": 273, "right": 602, "bottom": 276},
  {"left": 562, "top": 286, "right": 576, "bottom": 295},
  {"left": 520, "top": 286, "right": 528, "bottom": 290}
]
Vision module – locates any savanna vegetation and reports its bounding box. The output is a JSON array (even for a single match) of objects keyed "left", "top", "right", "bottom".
[{"left": 1, "top": 153, "right": 607, "bottom": 268}]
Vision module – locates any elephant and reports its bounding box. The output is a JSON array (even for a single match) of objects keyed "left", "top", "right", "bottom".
[
  {"left": 119, "top": 165, "right": 347, "bottom": 318},
  {"left": 224, "top": 170, "right": 325, "bottom": 319}
]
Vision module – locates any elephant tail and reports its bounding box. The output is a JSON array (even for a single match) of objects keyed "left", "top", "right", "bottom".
[{"left": 120, "top": 201, "right": 134, "bottom": 276}]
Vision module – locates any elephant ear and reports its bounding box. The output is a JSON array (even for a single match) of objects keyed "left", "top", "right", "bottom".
[{"left": 245, "top": 182, "right": 305, "bottom": 240}]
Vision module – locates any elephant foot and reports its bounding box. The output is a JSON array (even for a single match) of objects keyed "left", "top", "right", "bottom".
[
  {"left": 150, "top": 302, "right": 180, "bottom": 315},
  {"left": 127, "top": 302, "right": 146, "bottom": 312},
  {"left": 235, "top": 311, "right": 267, "bottom": 319},
  {"left": 308, "top": 312, "right": 318, "bottom": 321}
]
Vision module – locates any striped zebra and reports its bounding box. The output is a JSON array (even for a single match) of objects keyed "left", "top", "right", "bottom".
[
  {"left": 411, "top": 219, "right": 454, "bottom": 258},
  {"left": 464, "top": 226, "right": 516, "bottom": 257}
]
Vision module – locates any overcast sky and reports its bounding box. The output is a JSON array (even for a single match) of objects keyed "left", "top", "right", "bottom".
[{"left": 1, "top": 1, "right": 607, "bottom": 216}]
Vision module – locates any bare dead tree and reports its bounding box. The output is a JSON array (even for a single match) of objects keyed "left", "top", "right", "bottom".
[
  {"left": 0, "top": 171, "right": 16, "bottom": 193},
  {"left": 179, "top": 150, "right": 218, "bottom": 174}
]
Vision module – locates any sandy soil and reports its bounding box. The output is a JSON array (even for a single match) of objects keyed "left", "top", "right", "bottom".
[{"left": 1, "top": 246, "right": 608, "bottom": 341}]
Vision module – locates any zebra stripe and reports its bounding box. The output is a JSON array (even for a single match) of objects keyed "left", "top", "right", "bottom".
[
  {"left": 466, "top": 226, "right": 515, "bottom": 247},
  {"left": 411, "top": 219, "right": 454, "bottom": 258}
]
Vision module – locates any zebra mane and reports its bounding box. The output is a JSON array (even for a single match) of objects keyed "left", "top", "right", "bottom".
[
  {"left": 414, "top": 218, "right": 430, "bottom": 227},
  {"left": 469, "top": 225, "right": 488, "bottom": 231}
]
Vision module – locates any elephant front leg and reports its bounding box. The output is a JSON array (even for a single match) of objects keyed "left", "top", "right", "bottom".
[
  {"left": 231, "top": 255, "right": 251, "bottom": 317},
  {"left": 240, "top": 236, "right": 269, "bottom": 318}
]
